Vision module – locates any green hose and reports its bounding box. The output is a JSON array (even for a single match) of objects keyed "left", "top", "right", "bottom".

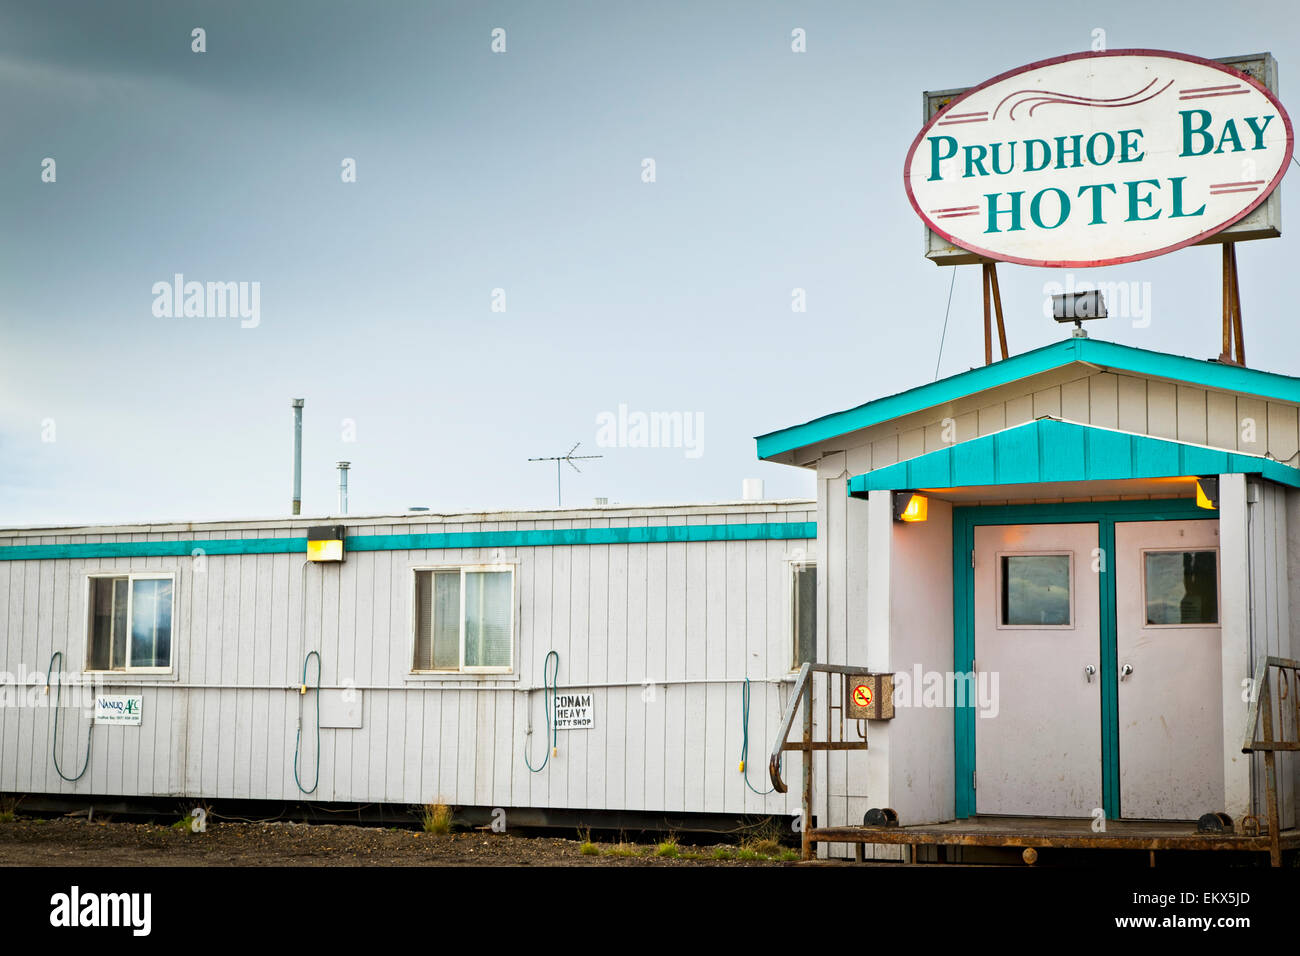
[
  {"left": 740, "top": 677, "right": 777, "bottom": 796},
  {"left": 293, "top": 651, "right": 321, "bottom": 794},
  {"left": 46, "top": 652, "right": 93, "bottom": 782},
  {"left": 524, "top": 650, "right": 560, "bottom": 772}
]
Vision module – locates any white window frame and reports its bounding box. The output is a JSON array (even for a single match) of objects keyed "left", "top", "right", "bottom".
[
  {"left": 410, "top": 564, "right": 515, "bottom": 675},
  {"left": 790, "top": 560, "right": 817, "bottom": 671},
  {"left": 995, "top": 550, "right": 1076, "bottom": 630},
  {"left": 1139, "top": 546, "right": 1221, "bottom": 628},
  {"left": 83, "top": 571, "right": 177, "bottom": 674}
]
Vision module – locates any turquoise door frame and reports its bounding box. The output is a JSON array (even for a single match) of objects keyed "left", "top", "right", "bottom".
[{"left": 951, "top": 497, "right": 1218, "bottom": 820}]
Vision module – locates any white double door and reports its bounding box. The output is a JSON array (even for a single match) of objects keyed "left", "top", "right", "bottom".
[{"left": 973, "top": 519, "right": 1222, "bottom": 820}]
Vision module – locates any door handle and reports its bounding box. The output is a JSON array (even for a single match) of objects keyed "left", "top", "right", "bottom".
[
  {"left": 1120, "top": 663, "right": 1134, "bottom": 681},
  {"left": 1084, "top": 664, "right": 1096, "bottom": 683}
]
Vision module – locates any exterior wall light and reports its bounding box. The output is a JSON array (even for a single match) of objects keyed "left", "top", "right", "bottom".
[
  {"left": 307, "top": 524, "right": 346, "bottom": 562},
  {"left": 1195, "top": 477, "right": 1219, "bottom": 511},
  {"left": 892, "top": 492, "right": 929, "bottom": 523}
]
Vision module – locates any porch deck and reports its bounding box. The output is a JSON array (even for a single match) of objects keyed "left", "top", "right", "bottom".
[{"left": 812, "top": 816, "right": 1300, "bottom": 863}]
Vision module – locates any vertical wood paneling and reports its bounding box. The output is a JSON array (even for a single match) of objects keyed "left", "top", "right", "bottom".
[
  {"left": 1176, "top": 386, "right": 1208, "bottom": 445},
  {"left": 1146, "top": 380, "right": 1178, "bottom": 439},
  {"left": 419, "top": 688, "right": 440, "bottom": 804},
  {"left": 1206, "top": 391, "right": 1238, "bottom": 449},
  {"left": 566, "top": 540, "right": 591, "bottom": 810},
  {"left": 1088, "top": 373, "right": 1119, "bottom": 430},
  {"left": 1116, "top": 375, "right": 1148, "bottom": 434},
  {"left": 1061, "top": 377, "right": 1090, "bottom": 422},
  {"left": 642, "top": 530, "right": 667, "bottom": 813},
  {"left": 604, "top": 529, "right": 628, "bottom": 809},
  {"left": 898, "top": 427, "right": 925, "bottom": 461},
  {"left": 1267, "top": 402, "right": 1299, "bottom": 464},
  {"left": 1237, "top": 397, "right": 1269, "bottom": 455},
  {"left": 664, "top": 540, "right": 687, "bottom": 812},
  {"left": 1032, "top": 386, "right": 1061, "bottom": 420}
]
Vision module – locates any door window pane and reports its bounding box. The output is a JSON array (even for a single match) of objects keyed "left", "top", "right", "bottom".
[
  {"left": 1001, "top": 554, "right": 1071, "bottom": 626},
  {"left": 1144, "top": 551, "right": 1218, "bottom": 624}
]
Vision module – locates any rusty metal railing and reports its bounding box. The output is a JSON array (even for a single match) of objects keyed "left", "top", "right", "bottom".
[
  {"left": 769, "top": 662, "right": 876, "bottom": 859},
  {"left": 1241, "top": 654, "right": 1300, "bottom": 867}
]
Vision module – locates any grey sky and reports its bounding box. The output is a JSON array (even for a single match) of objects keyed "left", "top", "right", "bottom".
[{"left": 3, "top": 0, "right": 1298, "bottom": 525}]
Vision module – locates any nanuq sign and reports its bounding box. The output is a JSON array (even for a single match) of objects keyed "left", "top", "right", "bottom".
[{"left": 906, "top": 50, "right": 1294, "bottom": 267}]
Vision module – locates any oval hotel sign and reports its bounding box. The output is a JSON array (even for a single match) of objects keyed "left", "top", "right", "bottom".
[{"left": 905, "top": 50, "right": 1294, "bottom": 267}]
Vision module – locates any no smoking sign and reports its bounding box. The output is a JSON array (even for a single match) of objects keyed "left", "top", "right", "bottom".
[{"left": 845, "top": 673, "right": 894, "bottom": 720}]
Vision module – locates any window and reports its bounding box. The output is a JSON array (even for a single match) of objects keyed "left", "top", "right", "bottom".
[
  {"left": 413, "top": 566, "right": 513, "bottom": 672},
  {"left": 86, "top": 574, "right": 175, "bottom": 671},
  {"left": 1143, "top": 550, "right": 1218, "bottom": 625},
  {"left": 792, "top": 563, "right": 816, "bottom": 668},
  {"left": 1000, "top": 554, "right": 1071, "bottom": 626}
]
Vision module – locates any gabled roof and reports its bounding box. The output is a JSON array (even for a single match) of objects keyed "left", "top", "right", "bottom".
[
  {"left": 757, "top": 338, "right": 1300, "bottom": 461},
  {"left": 846, "top": 418, "right": 1300, "bottom": 494}
]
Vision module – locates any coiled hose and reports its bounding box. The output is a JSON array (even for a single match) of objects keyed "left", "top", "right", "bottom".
[
  {"left": 524, "top": 650, "right": 560, "bottom": 772},
  {"left": 293, "top": 650, "right": 321, "bottom": 794},
  {"left": 740, "top": 677, "right": 777, "bottom": 795},
  {"left": 46, "top": 651, "right": 93, "bottom": 782}
]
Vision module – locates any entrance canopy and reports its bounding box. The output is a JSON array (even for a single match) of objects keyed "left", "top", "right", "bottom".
[
  {"left": 757, "top": 338, "right": 1300, "bottom": 467},
  {"left": 848, "top": 418, "right": 1300, "bottom": 497}
]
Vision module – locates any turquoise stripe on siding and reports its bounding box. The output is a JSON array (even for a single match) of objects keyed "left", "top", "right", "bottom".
[
  {"left": 848, "top": 419, "right": 1300, "bottom": 495},
  {"left": 0, "top": 521, "right": 817, "bottom": 562}
]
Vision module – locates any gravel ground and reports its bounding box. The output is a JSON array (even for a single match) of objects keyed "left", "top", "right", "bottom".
[{"left": 0, "top": 815, "right": 799, "bottom": 867}]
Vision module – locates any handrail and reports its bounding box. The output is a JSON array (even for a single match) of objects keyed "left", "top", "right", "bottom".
[
  {"left": 769, "top": 662, "right": 881, "bottom": 793},
  {"left": 1241, "top": 654, "right": 1300, "bottom": 753},
  {"left": 1240, "top": 654, "right": 1300, "bottom": 867},
  {"left": 768, "top": 662, "right": 811, "bottom": 795},
  {"left": 768, "top": 662, "right": 881, "bottom": 859}
]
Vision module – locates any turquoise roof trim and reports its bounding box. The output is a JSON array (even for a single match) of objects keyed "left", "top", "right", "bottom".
[
  {"left": 0, "top": 521, "right": 817, "bottom": 562},
  {"left": 846, "top": 419, "right": 1300, "bottom": 494},
  {"left": 757, "top": 338, "right": 1300, "bottom": 460}
]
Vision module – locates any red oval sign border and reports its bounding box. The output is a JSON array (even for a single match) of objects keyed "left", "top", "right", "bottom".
[{"left": 903, "top": 49, "right": 1296, "bottom": 268}]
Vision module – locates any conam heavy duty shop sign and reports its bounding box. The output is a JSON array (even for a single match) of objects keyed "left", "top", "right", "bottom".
[{"left": 905, "top": 50, "right": 1294, "bottom": 267}]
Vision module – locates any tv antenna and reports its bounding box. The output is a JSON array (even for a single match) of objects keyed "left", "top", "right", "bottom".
[{"left": 528, "top": 442, "right": 602, "bottom": 507}]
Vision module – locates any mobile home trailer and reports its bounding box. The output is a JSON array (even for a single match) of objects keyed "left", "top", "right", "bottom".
[{"left": 0, "top": 500, "right": 815, "bottom": 831}]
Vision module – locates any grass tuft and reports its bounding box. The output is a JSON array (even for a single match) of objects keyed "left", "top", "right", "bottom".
[
  {"left": 421, "top": 802, "right": 454, "bottom": 835},
  {"left": 655, "top": 833, "right": 680, "bottom": 858}
]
